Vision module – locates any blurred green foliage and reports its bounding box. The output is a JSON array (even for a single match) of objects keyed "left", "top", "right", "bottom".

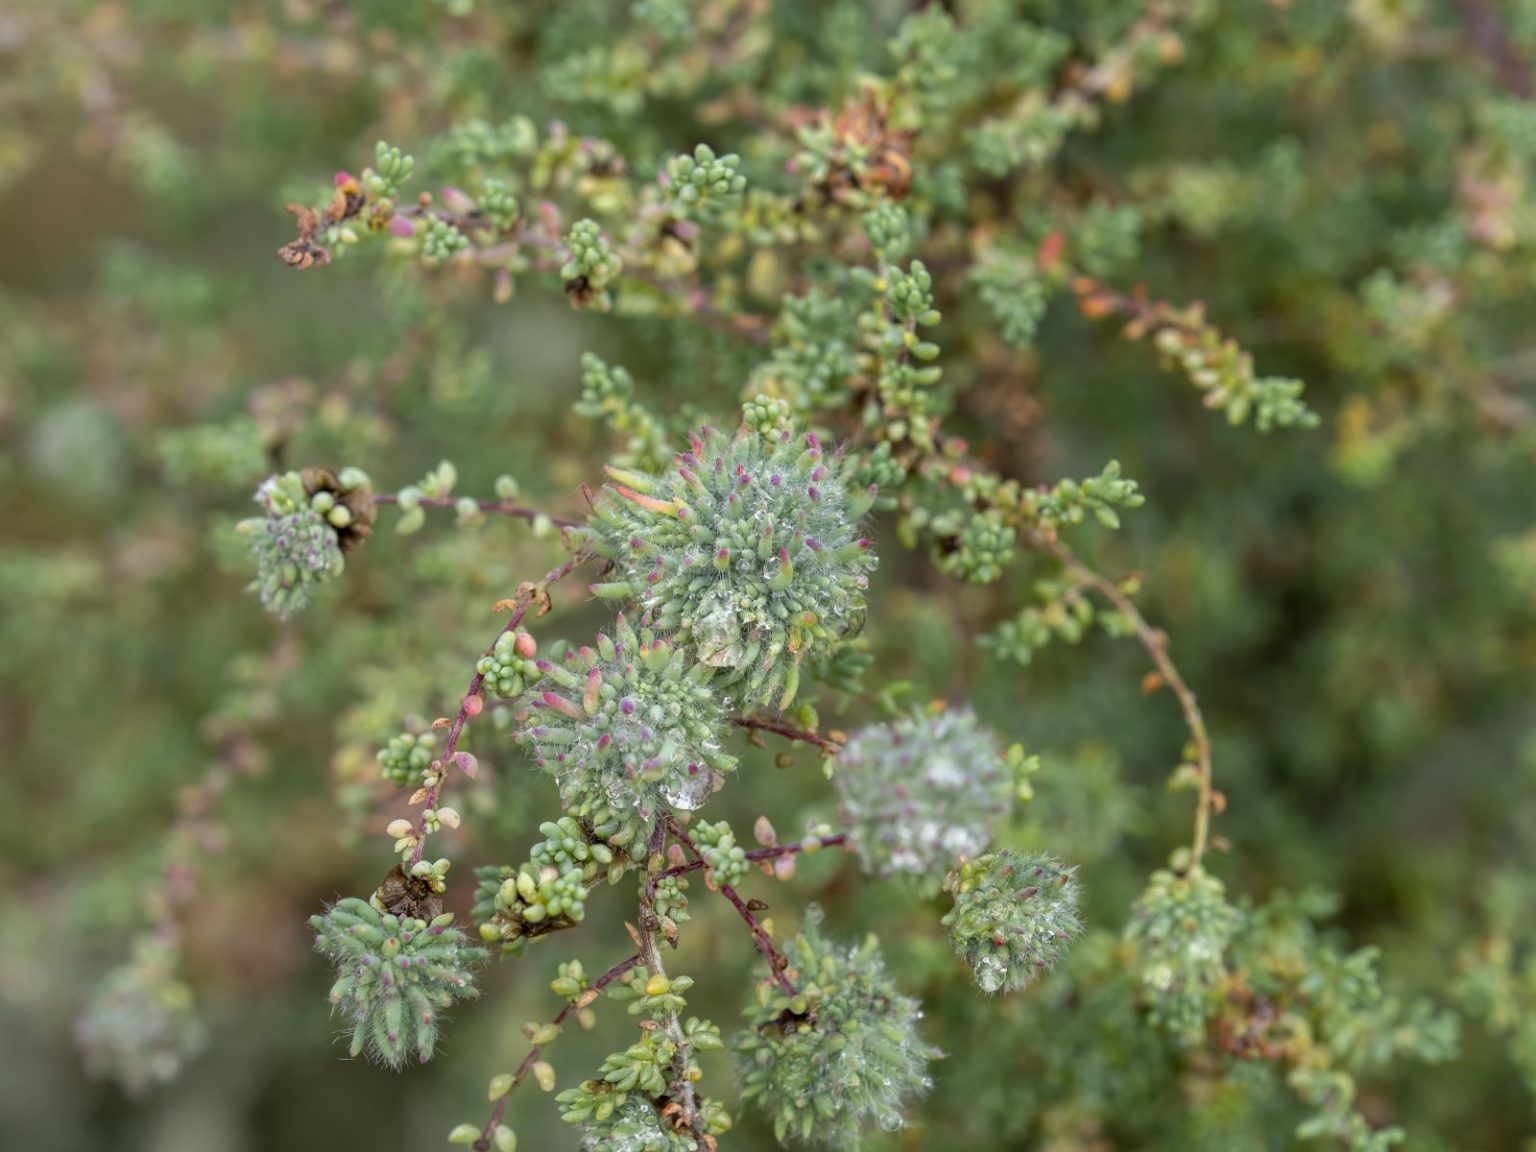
[{"left": 4, "top": 1, "right": 1536, "bottom": 1150}]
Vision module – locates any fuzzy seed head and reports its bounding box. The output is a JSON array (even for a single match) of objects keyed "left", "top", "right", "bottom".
[
  {"left": 241, "top": 471, "right": 346, "bottom": 618},
  {"left": 76, "top": 937, "right": 207, "bottom": 1096},
  {"left": 834, "top": 707, "right": 1013, "bottom": 887}
]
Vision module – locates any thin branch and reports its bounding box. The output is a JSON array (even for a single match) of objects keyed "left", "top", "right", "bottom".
[
  {"left": 659, "top": 832, "right": 849, "bottom": 879},
  {"left": 474, "top": 952, "right": 642, "bottom": 1151},
  {"left": 408, "top": 548, "right": 591, "bottom": 864},
  {"left": 730, "top": 714, "right": 842, "bottom": 752},
  {"left": 669, "top": 818, "right": 797, "bottom": 996},
  {"left": 1035, "top": 531, "right": 1217, "bottom": 867},
  {"left": 1455, "top": 0, "right": 1534, "bottom": 98},
  {"left": 637, "top": 819, "right": 707, "bottom": 1141}
]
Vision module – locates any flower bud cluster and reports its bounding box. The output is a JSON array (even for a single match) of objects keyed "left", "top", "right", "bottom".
[
  {"left": 589, "top": 423, "right": 877, "bottom": 709},
  {"left": 735, "top": 917, "right": 939, "bottom": 1149},
  {"left": 421, "top": 216, "right": 469, "bottom": 263},
  {"left": 942, "top": 851, "right": 1082, "bottom": 993},
  {"left": 474, "top": 817, "right": 625, "bottom": 952},
  {"left": 477, "top": 629, "right": 540, "bottom": 697},
  {"left": 522, "top": 614, "right": 736, "bottom": 856},
  {"left": 1123, "top": 867, "right": 1241, "bottom": 1043},
  {"left": 378, "top": 729, "right": 438, "bottom": 786},
  {"left": 691, "top": 819, "right": 749, "bottom": 888},
  {"left": 653, "top": 872, "right": 692, "bottom": 938},
  {"left": 311, "top": 897, "right": 485, "bottom": 1068},
  {"left": 666, "top": 143, "right": 747, "bottom": 221},
  {"left": 562, "top": 219, "right": 622, "bottom": 310}
]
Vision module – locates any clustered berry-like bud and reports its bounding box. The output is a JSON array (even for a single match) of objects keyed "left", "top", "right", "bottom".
[
  {"left": 934, "top": 509, "right": 1016, "bottom": 585},
  {"left": 378, "top": 729, "right": 438, "bottom": 786},
  {"left": 833, "top": 707, "right": 1013, "bottom": 887},
  {"left": 522, "top": 614, "right": 736, "bottom": 855},
  {"left": 691, "top": 819, "right": 749, "bottom": 888},
  {"left": 558, "top": 986, "right": 728, "bottom": 1151},
  {"left": 421, "top": 215, "right": 469, "bottom": 263},
  {"left": 734, "top": 915, "right": 939, "bottom": 1149},
  {"left": 239, "top": 467, "right": 374, "bottom": 617},
  {"left": 589, "top": 422, "right": 877, "bottom": 709},
  {"left": 562, "top": 218, "right": 623, "bottom": 310},
  {"left": 310, "top": 897, "right": 485, "bottom": 1068},
  {"left": 475, "top": 177, "right": 521, "bottom": 230},
  {"left": 1123, "top": 867, "right": 1241, "bottom": 1043},
  {"left": 942, "top": 851, "right": 1082, "bottom": 994},
  {"left": 476, "top": 628, "right": 540, "bottom": 697},
  {"left": 473, "top": 817, "right": 624, "bottom": 952},
  {"left": 666, "top": 143, "right": 747, "bottom": 221},
  {"left": 76, "top": 937, "right": 207, "bottom": 1096},
  {"left": 653, "top": 872, "right": 692, "bottom": 938}
]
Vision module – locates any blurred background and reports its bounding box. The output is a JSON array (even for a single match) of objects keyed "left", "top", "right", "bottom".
[{"left": 4, "top": 1, "right": 1536, "bottom": 1149}]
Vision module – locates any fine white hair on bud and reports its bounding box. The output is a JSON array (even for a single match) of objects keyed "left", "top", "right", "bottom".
[
  {"left": 833, "top": 707, "right": 1014, "bottom": 888},
  {"left": 943, "top": 851, "right": 1083, "bottom": 993},
  {"left": 735, "top": 913, "right": 939, "bottom": 1149},
  {"left": 310, "top": 897, "right": 485, "bottom": 1069},
  {"left": 588, "top": 421, "right": 877, "bottom": 710},
  {"left": 521, "top": 614, "right": 737, "bottom": 858}
]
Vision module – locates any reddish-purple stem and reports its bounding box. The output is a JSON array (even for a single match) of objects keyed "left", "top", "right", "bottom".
[
  {"left": 669, "top": 818, "right": 798, "bottom": 996},
  {"left": 731, "top": 714, "right": 841, "bottom": 752},
  {"left": 659, "top": 833, "right": 849, "bottom": 879},
  {"left": 409, "top": 550, "right": 589, "bottom": 864},
  {"left": 474, "top": 952, "right": 642, "bottom": 1151}
]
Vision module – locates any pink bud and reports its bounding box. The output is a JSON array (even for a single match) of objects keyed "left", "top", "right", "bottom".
[
  {"left": 335, "top": 170, "right": 356, "bottom": 187},
  {"left": 753, "top": 815, "right": 777, "bottom": 847},
  {"left": 454, "top": 751, "right": 479, "bottom": 778},
  {"left": 389, "top": 215, "right": 416, "bottom": 238},
  {"left": 463, "top": 694, "right": 484, "bottom": 718}
]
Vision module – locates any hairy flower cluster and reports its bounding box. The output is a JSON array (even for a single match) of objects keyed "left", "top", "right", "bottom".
[
  {"left": 568, "top": 1095, "right": 711, "bottom": 1152},
  {"left": 473, "top": 817, "right": 624, "bottom": 952},
  {"left": 833, "top": 707, "right": 1013, "bottom": 886},
  {"left": 735, "top": 917, "right": 939, "bottom": 1149},
  {"left": 942, "top": 851, "right": 1082, "bottom": 994},
  {"left": 1123, "top": 867, "right": 1241, "bottom": 1043},
  {"left": 311, "top": 897, "right": 485, "bottom": 1068},
  {"left": 239, "top": 468, "right": 374, "bottom": 617},
  {"left": 76, "top": 937, "right": 207, "bottom": 1096},
  {"left": 522, "top": 614, "right": 736, "bottom": 854},
  {"left": 590, "top": 422, "right": 877, "bottom": 708}
]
